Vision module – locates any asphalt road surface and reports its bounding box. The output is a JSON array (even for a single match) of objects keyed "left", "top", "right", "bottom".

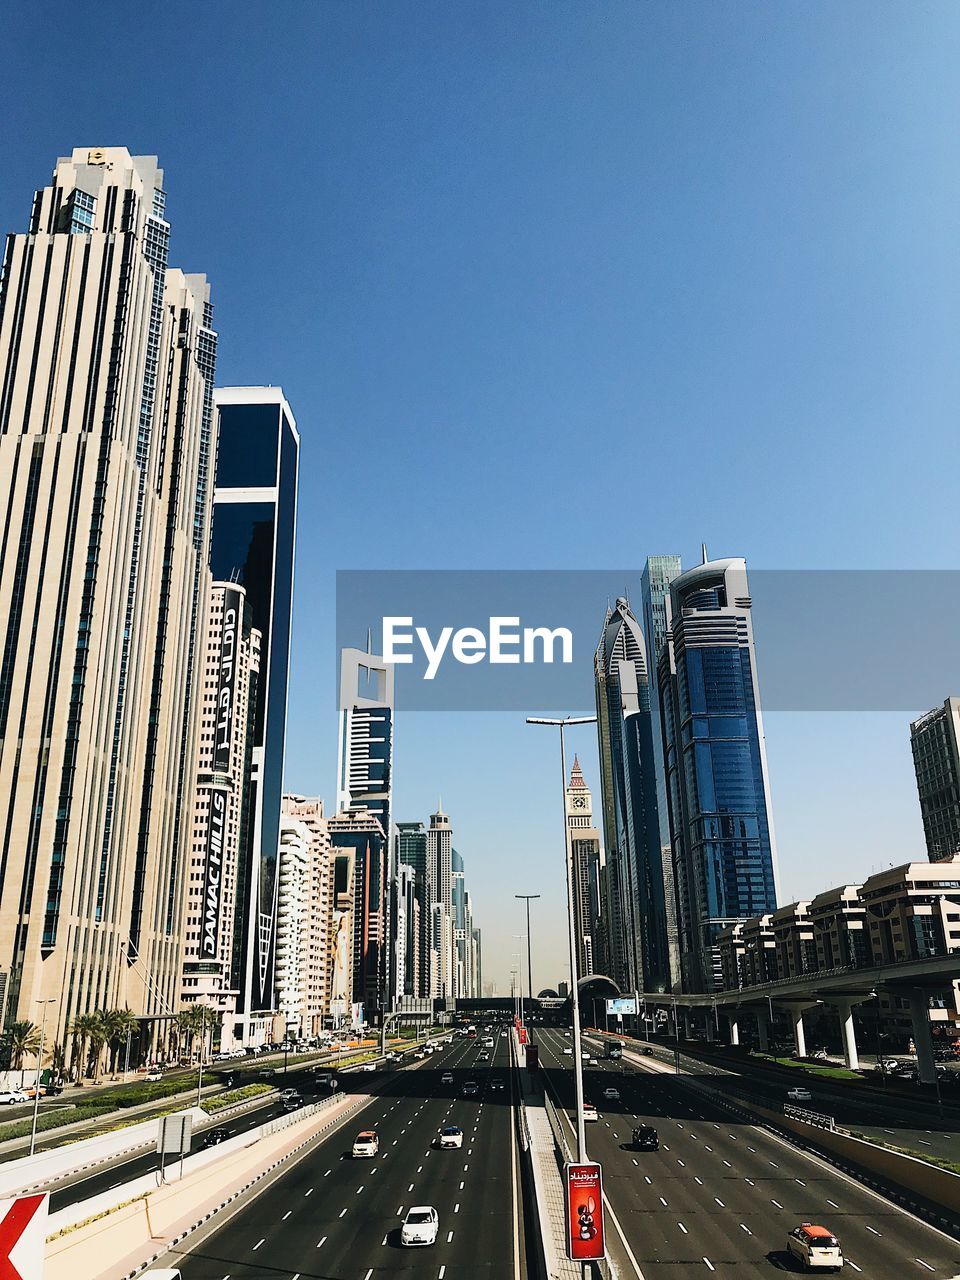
[
  {"left": 158, "top": 1028, "right": 520, "bottom": 1279},
  {"left": 536, "top": 1027, "right": 960, "bottom": 1279},
  {"left": 624, "top": 1037, "right": 960, "bottom": 1164}
]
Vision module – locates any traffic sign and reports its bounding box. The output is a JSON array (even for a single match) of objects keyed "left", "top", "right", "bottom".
[
  {"left": 564, "top": 1161, "right": 605, "bottom": 1261},
  {"left": 0, "top": 1192, "right": 48, "bottom": 1280}
]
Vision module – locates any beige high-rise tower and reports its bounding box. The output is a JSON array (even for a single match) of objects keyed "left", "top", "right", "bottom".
[{"left": 0, "top": 148, "right": 217, "bottom": 1056}]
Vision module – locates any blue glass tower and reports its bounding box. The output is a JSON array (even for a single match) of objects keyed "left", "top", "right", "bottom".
[
  {"left": 658, "top": 556, "right": 779, "bottom": 992},
  {"left": 211, "top": 387, "right": 299, "bottom": 1032}
]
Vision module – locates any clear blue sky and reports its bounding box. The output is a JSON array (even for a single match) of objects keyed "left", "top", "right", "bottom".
[{"left": 5, "top": 2, "right": 959, "bottom": 991}]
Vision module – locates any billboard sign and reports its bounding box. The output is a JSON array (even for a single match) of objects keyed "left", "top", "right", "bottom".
[
  {"left": 564, "top": 1161, "right": 605, "bottom": 1261},
  {"left": 157, "top": 1112, "right": 192, "bottom": 1156},
  {"left": 200, "top": 784, "right": 228, "bottom": 958},
  {"left": 605, "top": 997, "right": 637, "bottom": 1015},
  {"left": 213, "top": 585, "right": 242, "bottom": 774}
]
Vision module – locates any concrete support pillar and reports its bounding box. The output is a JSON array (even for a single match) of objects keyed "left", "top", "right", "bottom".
[
  {"left": 705, "top": 1013, "right": 716, "bottom": 1042},
  {"left": 791, "top": 1007, "right": 807, "bottom": 1058},
  {"left": 907, "top": 990, "right": 937, "bottom": 1085},
  {"left": 682, "top": 1009, "right": 693, "bottom": 1040},
  {"left": 756, "top": 1009, "right": 770, "bottom": 1053},
  {"left": 834, "top": 1000, "right": 860, "bottom": 1071},
  {"left": 727, "top": 1012, "right": 740, "bottom": 1047}
]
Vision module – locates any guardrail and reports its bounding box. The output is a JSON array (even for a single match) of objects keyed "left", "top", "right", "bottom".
[
  {"left": 784, "top": 1103, "right": 837, "bottom": 1131},
  {"left": 543, "top": 1087, "right": 572, "bottom": 1163}
]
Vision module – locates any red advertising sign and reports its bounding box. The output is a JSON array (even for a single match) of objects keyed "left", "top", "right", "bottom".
[
  {"left": 518, "top": 1025, "right": 528, "bottom": 1045},
  {"left": 564, "top": 1161, "right": 605, "bottom": 1261}
]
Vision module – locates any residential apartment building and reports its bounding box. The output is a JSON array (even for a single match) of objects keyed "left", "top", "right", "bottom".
[{"left": 910, "top": 698, "right": 960, "bottom": 861}]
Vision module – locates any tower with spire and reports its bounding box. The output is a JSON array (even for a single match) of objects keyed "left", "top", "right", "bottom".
[{"left": 565, "top": 758, "right": 607, "bottom": 980}]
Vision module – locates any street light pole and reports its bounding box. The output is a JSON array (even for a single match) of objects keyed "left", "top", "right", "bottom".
[
  {"left": 29, "top": 999, "right": 56, "bottom": 1157},
  {"left": 513, "top": 936, "right": 527, "bottom": 1032},
  {"left": 527, "top": 714, "right": 596, "bottom": 1164},
  {"left": 196, "top": 1005, "right": 207, "bottom": 1108},
  {"left": 515, "top": 894, "right": 540, "bottom": 1043}
]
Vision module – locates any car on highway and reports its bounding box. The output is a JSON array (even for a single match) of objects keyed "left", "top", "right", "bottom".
[
  {"left": 441, "top": 1072, "right": 454, "bottom": 1084},
  {"left": 490, "top": 1077, "right": 505, "bottom": 1091},
  {"left": 462, "top": 1080, "right": 479, "bottom": 1096},
  {"left": 786, "top": 1222, "right": 843, "bottom": 1271},
  {"left": 786, "top": 1087, "right": 813, "bottom": 1102},
  {"left": 483, "top": 1036, "right": 494, "bottom": 1046},
  {"left": 258, "top": 1067, "right": 276, "bottom": 1077},
  {"left": 313, "top": 1070, "right": 338, "bottom": 1089},
  {"left": 145, "top": 1070, "right": 163, "bottom": 1082},
  {"left": 0, "top": 1091, "right": 22, "bottom": 1105},
  {"left": 282, "top": 1092, "right": 302, "bottom": 1111},
  {"left": 357, "top": 1062, "right": 377, "bottom": 1072},
  {"left": 632, "top": 1124, "right": 659, "bottom": 1151},
  {"left": 279, "top": 1087, "right": 299, "bottom": 1102},
  {"left": 401, "top": 1205, "right": 439, "bottom": 1247},
  {"left": 477, "top": 1051, "right": 489, "bottom": 1061},
  {"left": 563, "top": 1047, "right": 573, "bottom": 1055},
  {"left": 352, "top": 1130, "right": 379, "bottom": 1158},
  {"left": 602, "top": 1086, "right": 620, "bottom": 1101},
  {"left": 201, "top": 1128, "right": 230, "bottom": 1148},
  {"left": 582, "top": 1102, "right": 598, "bottom": 1122},
  {"left": 438, "top": 1125, "right": 464, "bottom": 1149}
]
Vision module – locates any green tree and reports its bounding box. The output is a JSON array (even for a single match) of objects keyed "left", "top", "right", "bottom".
[
  {"left": 68, "top": 1013, "right": 100, "bottom": 1082},
  {"left": 7, "top": 1021, "right": 41, "bottom": 1087},
  {"left": 86, "top": 1011, "right": 110, "bottom": 1082},
  {"left": 175, "top": 1005, "right": 210, "bottom": 1065},
  {"left": 101, "top": 1008, "right": 139, "bottom": 1075}
]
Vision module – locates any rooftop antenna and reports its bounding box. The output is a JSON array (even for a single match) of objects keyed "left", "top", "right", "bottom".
[{"left": 701, "top": 542, "right": 709, "bottom": 565}]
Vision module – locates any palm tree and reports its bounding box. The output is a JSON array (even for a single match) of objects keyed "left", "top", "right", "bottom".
[
  {"left": 102, "top": 1008, "right": 139, "bottom": 1076},
  {"left": 86, "top": 1011, "right": 110, "bottom": 1082},
  {"left": 68, "top": 1013, "right": 99, "bottom": 1083},
  {"left": 7, "top": 1021, "right": 41, "bottom": 1087},
  {"left": 175, "top": 1005, "right": 208, "bottom": 1065},
  {"left": 48, "top": 1041, "right": 66, "bottom": 1086}
]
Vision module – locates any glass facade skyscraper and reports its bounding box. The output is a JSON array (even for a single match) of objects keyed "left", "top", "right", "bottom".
[
  {"left": 211, "top": 387, "right": 299, "bottom": 1031},
  {"left": 658, "top": 557, "right": 779, "bottom": 991},
  {"left": 595, "top": 599, "right": 671, "bottom": 993}
]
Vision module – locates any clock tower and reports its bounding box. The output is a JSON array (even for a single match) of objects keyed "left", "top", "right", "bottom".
[{"left": 566, "top": 756, "right": 593, "bottom": 829}]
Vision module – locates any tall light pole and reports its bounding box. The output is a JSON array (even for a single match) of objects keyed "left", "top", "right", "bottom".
[
  {"left": 527, "top": 714, "right": 597, "bottom": 1163},
  {"left": 29, "top": 999, "right": 56, "bottom": 1157},
  {"left": 515, "top": 894, "right": 540, "bottom": 1043}
]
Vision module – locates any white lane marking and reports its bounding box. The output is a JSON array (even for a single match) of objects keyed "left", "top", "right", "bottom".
[
  {"left": 324, "top": 1169, "right": 331, "bottom": 1177},
  {"left": 408, "top": 1183, "right": 415, "bottom": 1191},
  {"left": 463, "top": 1163, "right": 469, "bottom": 1171},
  {"left": 282, "top": 1211, "right": 292, "bottom": 1220},
  {"left": 865, "top": 1226, "right": 881, "bottom": 1236},
  {"left": 459, "top": 1180, "right": 464, "bottom": 1190},
  {"left": 678, "top": 1222, "right": 688, "bottom": 1234},
  {"left": 846, "top": 1262, "right": 861, "bottom": 1273},
  {"left": 644, "top": 1175, "right": 652, "bottom": 1184},
  {"left": 694, "top": 1177, "right": 703, "bottom": 1186},
  {"left": 916, "top": 1264, "right": 935, "bottom": 1274},
  {"left": 768, "top": 1160, "right": 778, "bottom": 1168},
  {"left": 338, "top": 1208, "right": 347, "bottom": 1218},
  {"left": 439, "top": 1269, "right": 446, "bottom": 1279},
  {"left": 317, "top": 1236, "right": 327, "bottom": 1247},
  {"left": 304, "top": 1187, "right": 313, "bottom": 1197},
  {"left": 703, "top": 1260, "right": 715, "bottom": 1273},
  {"left": 704, "top": 1145, "right": 712, "bottom": 1151},
  {"left": 795, "top": 1178, "right": 805, "bottom": 1186},
  {"left": 826, "top": 1199, "right": 838, "bottom": 1208},
  {"left": 417, "top": 1166, "right": 423, "bottom": 1173},
  {"left": 356, "top": 1185, "right": 364, "bottom": 1194},
  {"left": 381, "top": 1235, "right": 388, "bottom": 1245},
  {"left": 447, "top": 1230, "right": 454, "bottom": 1242},
  {"left": 745, "top": 1179, "right": 755, "bottom": 1186},
  {"left": 723, "top": 1160, "right": 732, "bottom": 1168},
  {"left": 631, "top": 1158, "right": 638, "bottom": 1166},
  {"left": 252, "top": 1240, "right": 264, "bottom": 1251},
  {"left": 739, "top": 1223, "right": 752, "bottom": 1235},
  {"left": 677, "top": 1159, "right": 685, "bottom": 1167},
  {"left": 364, "top": 1270, "right": 373, "bottom": 1280},
  {"left": 771, "top": 1199, "right": 783, "bottom": 1209},
  {"left": 659, "top": 1196, "right": 668, "bottom": 1206},
  {"left": 714, "top": 1197, "right": 724, "bottom": 1207}
]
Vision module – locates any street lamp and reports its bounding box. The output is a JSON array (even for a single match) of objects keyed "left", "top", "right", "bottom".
[
  {"left": 29, "top": 999, "right": 56, "bottom": 1157},
  {"left": 527, "top": 714, "right": 597, "bottom": 1163},
  {"left": 515, "top": 894, "right": 541, "bottom": 1044},
  {"left": 195, "top": 1005, "right": 209, "bottom": 1108}
]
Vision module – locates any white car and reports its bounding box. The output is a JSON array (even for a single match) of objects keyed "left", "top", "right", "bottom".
[
  {"left": 787, "top": 1222, "right": 843, "bottom": 1271},
  {"left": 0, "top": 1091, "right": 22, "bottom": 1106},
  {"left": 352, "top": 1130, "right": 379, "bottom": 1158},
  {"left": 602, "top": 1087, "right": 620, "bottom": 1101},
  {"left": 438, "top": 1125, "right": 464, "bottom": 1149},
  {"left": 787, "top": 1087, "right": 813, "bottom": 1103},
  {"left": 563, "top": 1047, "right": 573, "bottom": 1055},
  {"left": 441, "top": 1072, "right": 454, "bottom": 1084},
  {"left": 401, "top": 1205, "right": 439, "bottom": 1246},
  {"left": 582, "top": 1102, "right": 599, "bottom": 1122}
]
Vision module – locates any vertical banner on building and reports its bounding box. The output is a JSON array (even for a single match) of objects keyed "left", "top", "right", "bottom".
[
  {"left": 350, "top": 1002, "right": 364, "bottom": 1031},
  {"left": 213, "top": 585, "right": 242, "bottom": 774},
  {"left": 200, "top": 786, "right": 228, "bottom": 959},
  {"left": 564, "top": 1161, "right": 605, "bottom": 1261}
]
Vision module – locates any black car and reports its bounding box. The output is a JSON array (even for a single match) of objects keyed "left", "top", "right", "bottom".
[
  {"left": 201, "top": 1128, "right": 230, "bottom": 1148},
  {"left": 632, "top": 1125, "right": 659, "bottom": 1151},
  {"left": 490, "top": 1078, "right": 505, "bottom": 1091}
]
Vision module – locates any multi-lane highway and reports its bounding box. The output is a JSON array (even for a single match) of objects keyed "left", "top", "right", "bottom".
[
  {"left": 622, "top": 1036, "right": 960, "bottom": 1163},
  {"left": 155, "top": 1028, "right": 520, "bottom": 1279},
  {"left": 536, "top": 1027, "right": 960, "bottom": 1279}
]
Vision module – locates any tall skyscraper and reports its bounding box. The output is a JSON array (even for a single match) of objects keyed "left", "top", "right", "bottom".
[
  {"left": 327, "top": 808, "right": 387, "bottom": 1018},
  {"left": 658, "top": 556, "right": 779, "bottom": 991},
  {"left": 0, "top": 148, "right": 217, "bottom": 1049},
  {"left": 641, "top": 555, "right": 683, "bottom": 988},
  {"left": 427, "top": 807, "right": 453, "bottom": 996},
  {"left": 595, "top": 598, "right": 670, "bottom": 993},
  {"left": 566, "top": 758, "right": 605, "bottom": 979},
  {"left": 910, "top": 698, "right": 960, "bottom": 861},
  {"left": 396, "top": 820, "right": 429, "bottom": 997},
  {"left": 210, "top": 387, "right": 298, "bottom": 1039},
  {"left": 181, "top": 584, "right": 260, "bottom": 1045},
  {"left": 281, "top": 795, "right": 332, "bottom": 1036}
]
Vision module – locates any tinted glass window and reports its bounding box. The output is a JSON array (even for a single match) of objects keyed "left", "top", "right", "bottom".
[{"left": 216, "top": 403, "right": 280, "bottom": 489}]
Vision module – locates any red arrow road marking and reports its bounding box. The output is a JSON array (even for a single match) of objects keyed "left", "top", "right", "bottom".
[{"left": 0, "top": 1195, "right": 45, "bottom": 1280}]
